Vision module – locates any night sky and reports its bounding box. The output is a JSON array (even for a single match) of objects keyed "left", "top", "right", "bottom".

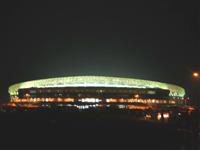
[{"left": 0, "top": 1, "right": 199, "bottom": 101}]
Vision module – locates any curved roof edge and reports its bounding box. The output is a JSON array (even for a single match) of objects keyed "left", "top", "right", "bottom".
[{"left": 8, "top": 76, "right": 185, "bottom": 98}]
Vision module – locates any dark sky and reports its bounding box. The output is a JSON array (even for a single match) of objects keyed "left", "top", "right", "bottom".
[{"left": 0, "top": 0, "right": 199, "bottom": 101}]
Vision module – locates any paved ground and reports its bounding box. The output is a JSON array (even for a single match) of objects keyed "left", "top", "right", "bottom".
[{"left": 0, "top": 109, "right": 199, "bottom": 150}]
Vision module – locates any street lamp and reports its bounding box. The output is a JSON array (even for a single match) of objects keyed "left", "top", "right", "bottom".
[
  {"left": 191, "top": 72, "right": 200, "bottom": 106},
  {"left": 193, "top": 72, "right": 199, "bottom": 78}
]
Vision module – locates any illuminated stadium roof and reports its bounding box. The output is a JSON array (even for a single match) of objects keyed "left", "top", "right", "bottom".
[{"left": 8, "top": 76, "right": 185, "bottom": 97}]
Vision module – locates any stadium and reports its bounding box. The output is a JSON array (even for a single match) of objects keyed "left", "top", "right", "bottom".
[{"left": 8, "top": 76, "right": 186, "bottom": 108}]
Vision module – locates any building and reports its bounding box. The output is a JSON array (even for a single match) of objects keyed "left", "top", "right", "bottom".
[{"left": 8, "top": 76, "right": 185, "bottom": 107}]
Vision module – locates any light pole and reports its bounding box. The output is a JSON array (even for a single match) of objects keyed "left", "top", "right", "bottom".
[{"left": 192, "top": 72, "right": 200, "bottom": 106}]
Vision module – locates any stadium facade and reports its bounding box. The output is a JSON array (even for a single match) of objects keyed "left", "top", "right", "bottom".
[{"left": 8, "top": 76, "right": 185, "bottom": 107}]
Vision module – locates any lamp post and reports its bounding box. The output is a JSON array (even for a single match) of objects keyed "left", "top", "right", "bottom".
[{"left": 192, "top": 72, "right": 200, "bottom": 106}]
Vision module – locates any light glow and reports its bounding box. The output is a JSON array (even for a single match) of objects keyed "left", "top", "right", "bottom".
[
  {"left": 163, "top": 113, "right": 170, "bottom": 119},
  {"left": 193, "top": 72, "right": 199, "bottom": 77},
  {"left": 79, "top": 98, "right": 101, "bottom": 103}
]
